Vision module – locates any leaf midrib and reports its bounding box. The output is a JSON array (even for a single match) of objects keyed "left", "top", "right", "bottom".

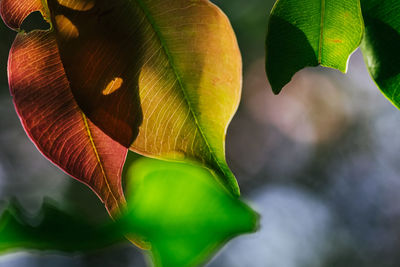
[
  {"left": 133, "top": 0, "right": 227, "bottom": 178},
  {"left": 81, "top": 112, "right": 120, "bottom": 211},
  {"left": 318, "top": 0, "right": 326, "bottom": 63}
]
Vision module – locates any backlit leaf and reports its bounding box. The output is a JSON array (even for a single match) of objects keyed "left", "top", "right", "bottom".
[
  {"left": 360, "top": 0, "right": 400, "bottom": 109},
  {"left": 265, "top": 0, "right": 364, "bottom": 93},
  {"left": 122, "top": 158, "right": 258, "bottom": 267},
  {"left": 0, "top": 159, "right": 258, "bottom": 267},
  {"left": 0, "top": 0, "right": 242, "bottom": 196},
  {"left": 1, "top": 4, "right": 127, "bottom": 215}
]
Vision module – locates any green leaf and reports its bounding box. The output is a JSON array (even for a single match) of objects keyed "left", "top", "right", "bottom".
[
  {"left": 0, "top": 159, "right": 258, "bottom": 267},
  {"left": 360, "top": 0, "right": 400, "bottom": 108},
  {"left": 121, "top": 158, "right": 258, "bottom": 267},
  {"left": 0, "top": 199, "right": 126, "bottom": 253},
  {"left": 266, "top": 0, "right": 364, "bottom": 93}
]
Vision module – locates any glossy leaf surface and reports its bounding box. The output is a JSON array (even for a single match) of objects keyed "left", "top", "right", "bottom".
[
  {"left": 122, "top": 158, "right": 258, "bottom": 267},
  {"left": 360, "top": 0, "right": 400, "bottom": 109},
  {"left": 1, "top": 0, "right": 242, "bottom": 196},
  {"left": 1, "top": 0, "right": 128, "bottom": 215},
  {"left": 266, "top": 0, "right": 364, "bottom": 93}
]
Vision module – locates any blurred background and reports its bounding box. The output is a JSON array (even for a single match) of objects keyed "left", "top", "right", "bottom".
[{"left": 1, "top": 0, "right": 400, "bottom": 266}]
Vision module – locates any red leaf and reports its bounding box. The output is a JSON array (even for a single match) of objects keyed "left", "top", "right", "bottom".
[
  {"left": 2, "top": 0, "right": 127, "bottom": 216},
  {"left": 48, "top": 0, "right": 143, "bottom": 148},
  {"left": 0, "top": 0, "right": 43, "bottom": 30}
]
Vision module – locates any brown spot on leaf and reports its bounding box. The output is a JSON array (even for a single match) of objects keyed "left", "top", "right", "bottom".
[{"left": 330, "top": 39, "right": 343, "bottom": 43}]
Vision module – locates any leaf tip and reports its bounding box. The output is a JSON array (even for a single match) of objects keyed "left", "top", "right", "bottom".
[{"left": 271, "top": 85, "right": 283, "bottom": 95}]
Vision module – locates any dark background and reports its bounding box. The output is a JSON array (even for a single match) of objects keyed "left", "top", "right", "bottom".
[{"left": 1, "top": 0, "right": 400, "bottom": 266}]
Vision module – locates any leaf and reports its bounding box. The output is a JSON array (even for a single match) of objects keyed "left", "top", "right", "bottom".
[
  {"left": 265, "top": 0, "right": 364, "bottom": 94},
  {"left": 0, "top": 159, "right": 257, "bottom": 267},
  {"left": 121, "top": 158, "right": 258, "bottom": 267},
  {"left": 0, "top": 199, "right": 127, "bottom": 253},
  {"left": 0, "top": 0, "right": 242, "bottom": 196},
  {"left": 1, "top": 2, "right": 128, "bottom": 215},
  {"left": 360, "top": 0, "right": 400, "bottom": 108},
  {"left": 0, "top": 200, "right": 155, "bottom": 255}
]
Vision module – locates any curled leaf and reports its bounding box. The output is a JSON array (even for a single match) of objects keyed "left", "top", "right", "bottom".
[{"left": 1, "top": 0, "right": 128, "bottom": 215}]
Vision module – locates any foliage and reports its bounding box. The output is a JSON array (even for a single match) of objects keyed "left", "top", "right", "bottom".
[
  {"left": 360, "top": 0, "right": 400, "bottom": 108},
  {"left": 0, "top": 0, "right": 241, "bottom": 217},
  {"left": 0, "top": 0, "right": 400, "bottom": 266},
  {"left": 266, "top": 0, "right": 364, "bottom": 93},
  {"left": 265, "top": 0, "right": 400, "bottom": 112},
  {"left": 0, "top": 158, "right": 257, "bottom": 267},
  {"left": 123, "top": 158, "right": 257, "bottom": 267},
  {"left": 0, "top": 199, "right": 126, "bottom": 253}
]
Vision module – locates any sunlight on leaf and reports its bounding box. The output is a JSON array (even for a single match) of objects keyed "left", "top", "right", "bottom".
[
  {"left": 0, "top": 158, "right": 258, "bottom": 267},
  {"left": 103, "top": 77, "right": 124, "bottom": 96},
  {"left": 54, "top": 14, "right": 79, "bottom": 38},
  {"left": 0, "top": 0, "right": 242, "bottom": 197},
  {"left": 121, "top": 158, "right": 258, "bottom": 267},
  {"left": 360, "top": 0, "right": 400, "bottom": 109},
  {"left": 265, "top": 0, "right": 364, "bottom": 93},
  {"left": 5, "top": 30, "right": 127, "bottom": 216}
]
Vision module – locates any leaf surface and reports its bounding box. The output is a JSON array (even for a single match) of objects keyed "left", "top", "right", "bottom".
[
  {"left": 1, "top": 0, "right": 128, "bottom": 215},
  {"left": 360, "top": 0, "right": 400, "bottom": 108},
  {"left": 122, "top": 158, "right": 258, "bottom": 267},
  {"left": 0, "top": 159, "right": 258, "bottom": 267},
  {"left": 265, "top": 0, "right": 364, "bottom": 93},
  {"left": 1, "top": 0, "right": 242, "bottom": 196}
]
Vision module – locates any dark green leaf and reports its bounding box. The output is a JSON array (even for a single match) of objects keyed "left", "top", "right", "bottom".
[
  {"left": 0, "top": 199, "right": 126, "bottom": 253},
  {"left": 360, "top": 0, "right": 400, "bottom": 108}
]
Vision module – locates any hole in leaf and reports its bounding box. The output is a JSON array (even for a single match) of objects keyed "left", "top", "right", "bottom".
[{"left": 20, "top": 12, "right": 50, "bottom": 32}]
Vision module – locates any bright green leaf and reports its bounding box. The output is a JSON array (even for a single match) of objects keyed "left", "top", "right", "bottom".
[
  {"left": 266, "top": 0, "right": 364, "bottom": 93},
  {"left": 0, "top": 158, "right": 258, "bottom": 267},
  {"left": 121, "top": 158, "right": 258, "bottom": 267},
  {"left": 360, "top": 0, "right": 400, "bottom": 108}
]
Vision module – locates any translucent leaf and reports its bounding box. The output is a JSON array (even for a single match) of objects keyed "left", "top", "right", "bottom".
[{"left": 265, "top": 0, "right": 364, "bottom": 93}]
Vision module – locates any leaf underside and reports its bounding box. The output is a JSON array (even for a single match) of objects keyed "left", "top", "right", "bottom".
[
  {"left": 266, "top": 0, "right": 364, "bottom": 93},
  {"left": 360, "top": 0, "right": 400, "bottom": 109},
  {"left": 7, "top": 29, "right": 127, "bottom": 216},
  {"left": 0, "top": 0, "right": 242, "bottom": 197}
]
